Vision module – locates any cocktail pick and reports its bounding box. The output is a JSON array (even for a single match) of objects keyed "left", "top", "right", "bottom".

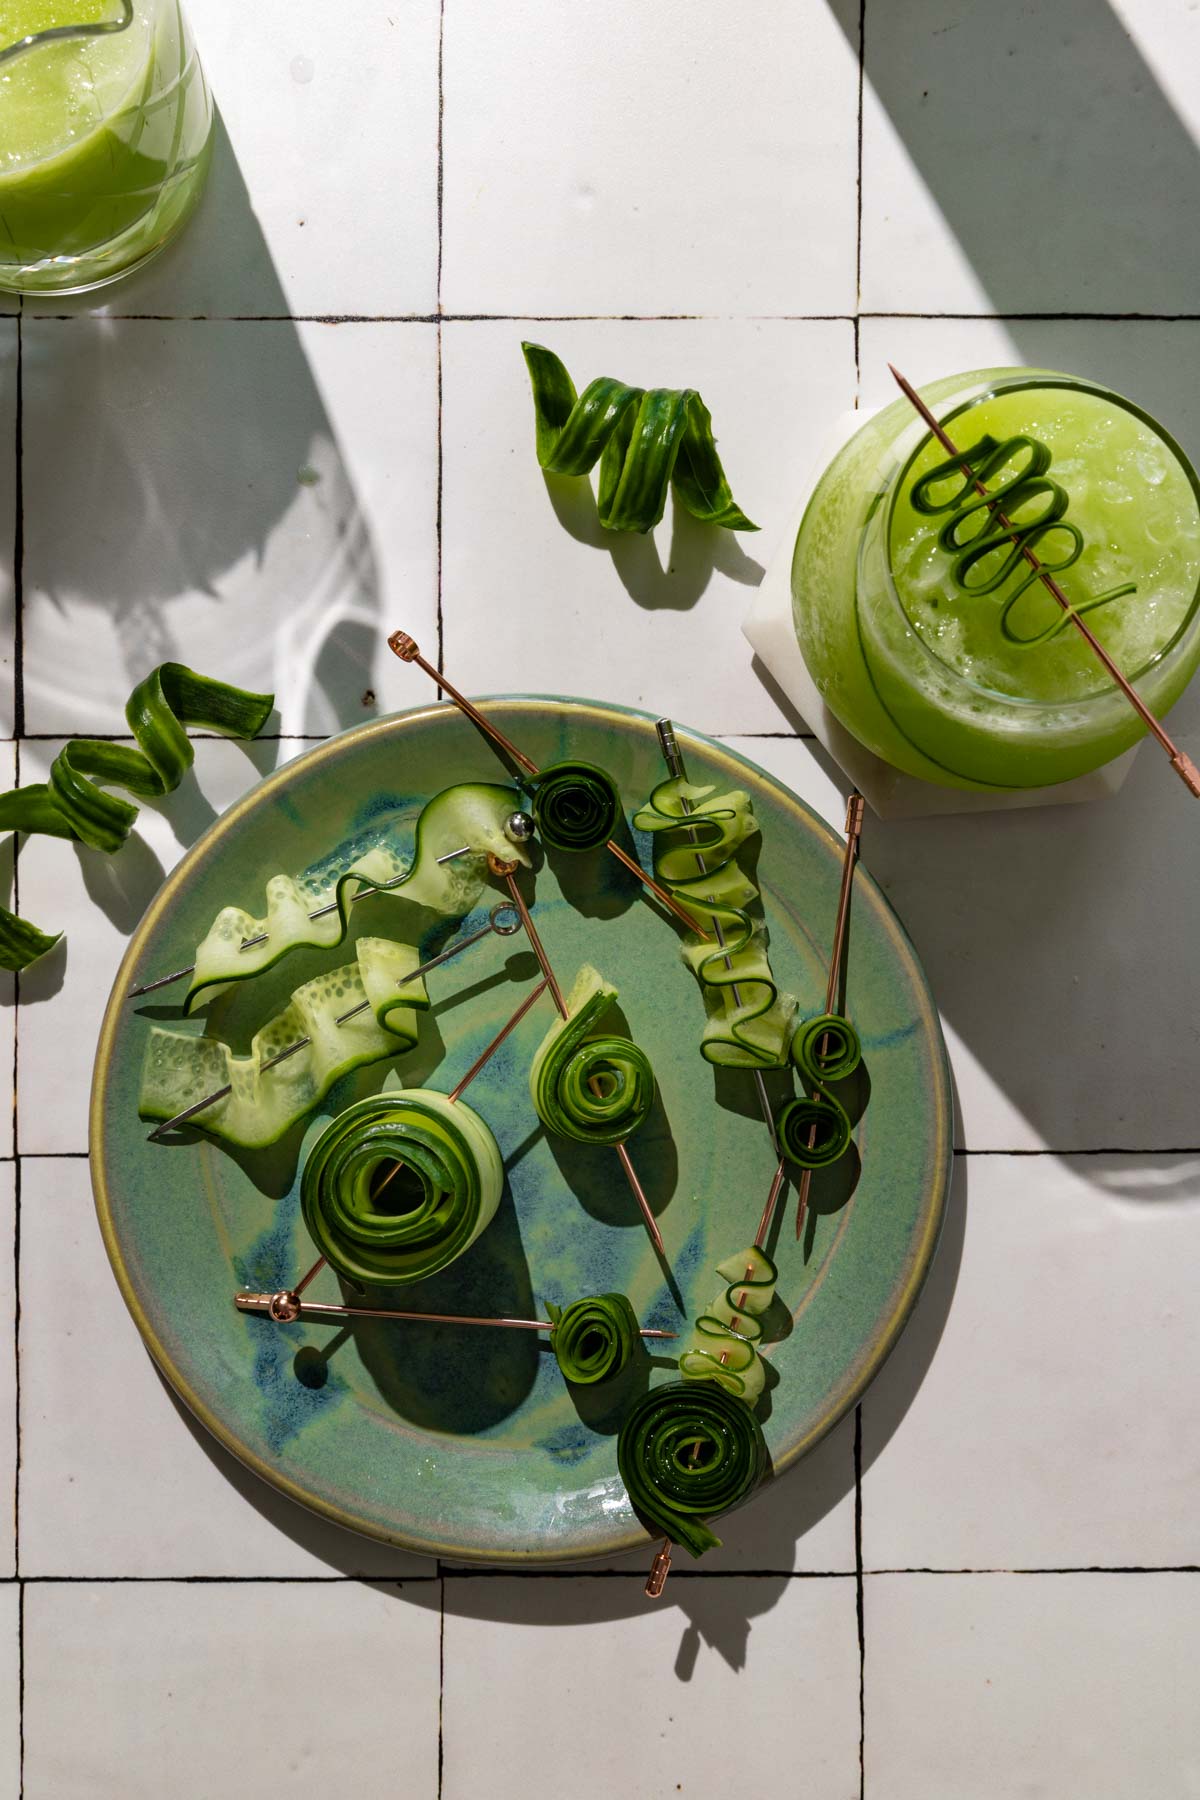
[
  {"left": 888, "top": 363, "right": 1200, "bottom": 799},
  {"left": 128, "top": 841, "right": 484, "bottom": 1000},
  {"left": 387, "top": 632, "right": 708, "bottom": 937},
  {"left": 791, "top": 792, "right": 864, "bottom": 1238},
  {"left": 145, "top": 901, "right": 523, "bottom": 1141},
  {"left": 654, "top": 719, "right": 781, "bottom": 1154},
  {"left": 483, "top": 849, "right": 667, "bottom": 1256},
  {"left": 234, "top": 1289, "right": 677, "bottom": 1339}
]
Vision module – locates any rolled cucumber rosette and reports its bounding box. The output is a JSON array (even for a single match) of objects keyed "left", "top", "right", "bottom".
[
  {"left": 139, "top": 938, "right": 431, "bottom": 1149},
  {"left": 793, "top": 1012, "right": 862, "bottom": 1086},
  {"left": 300, "top": 1090, "right": 504, "bottom": 1287},
  {"left": 528, "top": 760, "right": 621, "bottom": 852},
  {"left": 617, "top": 1379, "right": 768, "bottom": 1558},
  {"left": 632, "top": 776, "right": 794, "bottom": 1068},
  {"left": 547, "top": 1293, "right": 640, "bottom": 1385},
  {"left": 679, "top": 1247, "right": 778, "bottom": 1406},
  {"left": 184, "top": 783, "right": 530, "bottom": 1014},
  {"left": 776, "top": 1093, "right": 852, "bottom": 1170},
  {"left": 529, "top": 964, "right": 655, "bottom": 1146}
]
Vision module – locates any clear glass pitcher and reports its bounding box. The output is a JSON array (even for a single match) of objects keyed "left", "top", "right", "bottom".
[{"left": 0, "top": 0, "right": 213, "bottom": 294}]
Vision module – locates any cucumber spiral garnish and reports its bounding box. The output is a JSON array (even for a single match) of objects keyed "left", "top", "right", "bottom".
[
  {"left": 909, "top": 431, "right": 1135, "bottom": 645},
  {"left": 529, "top": 760, "right": 621, "bottom": 852},
  {"left": 522, "top": 342, "right": 756, "bottom": 535},
  {"left": 679, "top": 1248, "right": 778, "bottom": 1405},
  {"left": 632, "top": 776, "right": 794, "bottom": 1067},
  {"left": 529, "top": 965, "right": 655, "bottom": 1146},
  {"left": 777, "top": 1009, "right": 861, "bottom": 1169},
  {"left": 617, "top": 1380, "right": 767, "bottom": 1558},
  {"left": 0, "top": 662, "right": 273, "bottom": 970},
  {"left": 547, "top": 1293, "right": 640, "bottom": 1385},
  {"left": 300, "top": 1090, "right": 504, "bottom": 1287}
]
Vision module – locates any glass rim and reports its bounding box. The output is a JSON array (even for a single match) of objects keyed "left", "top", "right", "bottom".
[
  {"left": 0, "top": 0, "right": 132, "bottom": 67},
  {"left": 879, "top": 371, "right": 1200, "bottom": 712}
]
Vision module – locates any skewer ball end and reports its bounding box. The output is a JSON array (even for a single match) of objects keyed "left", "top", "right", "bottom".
[
  {"left": 387, "top": 631, "right": 420, "bottom": 662},
  {"left": 645, "top": 1538, "right": 673, "bottom": 1598}
]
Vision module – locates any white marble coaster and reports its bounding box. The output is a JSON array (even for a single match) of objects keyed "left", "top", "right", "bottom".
[{"left": 743, "top": 409, "right": 1137, "bottom": 819}]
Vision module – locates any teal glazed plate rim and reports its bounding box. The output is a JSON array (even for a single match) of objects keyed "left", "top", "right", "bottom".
[{"left": 90, "top": 697, "right": 952, "bottom": 1565}]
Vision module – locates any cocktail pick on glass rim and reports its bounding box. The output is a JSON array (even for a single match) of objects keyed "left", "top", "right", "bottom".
[
  {"left": 477, "top": 849, "right": 668, "bottom": 1257},
  {"left": 387, "top": 631, "right": 709, "bottom": 938},
  {"left": 791, "top": 792, "right": 864, "bottom": 1240},
  {"left": 144, "top": 901, "right": 524, "bottom": 1141},
  {"left": 888, "top": 363, "right": 1200, "bottom": 799},
  {"left": 128, "top": 839, "right": 486, "bottom": 1000}
]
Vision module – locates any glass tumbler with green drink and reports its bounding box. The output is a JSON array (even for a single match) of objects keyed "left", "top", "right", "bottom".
[
  {"left": 791, "top": 368, "right": 1200, "bottom": 793},
  {"left": 0, "top": 0, "right": 212, "bottom": 294}
]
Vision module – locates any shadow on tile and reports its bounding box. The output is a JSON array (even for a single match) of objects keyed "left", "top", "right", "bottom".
[
  {"left": 842, "top": 0, "right": 1200, "bottom": 314},
  {"left": 543, "top": 473, "right": 764, "bottom": 611},
  {"left": 20, "top": 111, "right": 381, "bottom": 738}
]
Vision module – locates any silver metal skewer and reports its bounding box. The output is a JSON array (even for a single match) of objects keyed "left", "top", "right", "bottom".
[
  {"left": 145, "top": 902, "right": 522, "bottom": 1141},
  {"left": 129, "top": 844, "right": 478, "bottom": 1000},
  {"left": 655, "top": 720, "right": 779, "bottom": 1154},
  {"left": 233, "top": 1291, "right": 679, "bottom": 1337}
]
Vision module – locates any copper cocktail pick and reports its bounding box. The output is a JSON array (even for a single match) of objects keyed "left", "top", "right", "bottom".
[
  {"left": 128, "top": 841, "right": 482, "bottom": 1000},
  {"left": 792, "top": 792, "right": 864, "bottom": 1239},
  {"left": 387, "top": 631, "right": 709, "bottom": 938},
  {"left": 481, "top": 850, "right": 668, "bottom": 1257},
  {"left": 145, "top": 901, "right": 524, "bottom": 1141},
  {"left": 888, "top": 363, "right": 1200, "bottom": 799},
  {"left": 234, "top": 1289, "right": 677, "bottom": 1339}
]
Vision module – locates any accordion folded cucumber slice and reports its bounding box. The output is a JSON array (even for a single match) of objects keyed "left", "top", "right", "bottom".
[
  {"left": 632, "top": 775, "right": 794, "bottom": 1068},
  {"left": 678, "top": 1247, "right": 778, "bottom": 1406},
  {"left": 139, "top": 938, "right": 430, "bottom": 1149},
  {"left": 184, "top": 783, "right": 528, "bottom": 1014}
]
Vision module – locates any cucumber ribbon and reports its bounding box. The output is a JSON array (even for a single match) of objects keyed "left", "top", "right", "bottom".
[
  {"left": 139, "top": 938, "right": 431, "bottom": 1149},
  {"left": 777, "top": 1010, "right": 863, "bottom": 1170},
  {"left": 300, "top": 1090, "right": 504, "bottom": 1286},
  {"left": 0, "top": 662, "right": 273, "bottom": 972},
  {"left": 547, "top": 1293, "right": 640, "bottom": 1385},
  {"left": 184, "top": 783, "right": 530, "bottom": 1014},
  {"left": 522, "top": 342, "right": 757, "bottom": 536},
  {"left": 529, "top": 964, "right": 655, "bottom": 1146},
  {"left": 528, "top": 761, "right": 620, "bottom": 852},
  {"left": 617, "top": 1379, "right": 767, "bottom": 1558},
  {"left": 632, "top": 776, "right": 794, "bottom": 1068},
  {"left": 679, "top": 1247, "right": 778, "bottom": 1406}
]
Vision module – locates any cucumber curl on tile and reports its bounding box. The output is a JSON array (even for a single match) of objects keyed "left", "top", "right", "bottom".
[
  {"left": 0, "top": 662, "right": 274, "bottom": 971},
  {"left": 522, "top": 342, "right": 757, "bottom": 535}
]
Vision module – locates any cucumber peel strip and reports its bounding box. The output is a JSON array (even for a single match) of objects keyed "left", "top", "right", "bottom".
[
  {"left": 547, "top": 1292, "right": 641, "bottom": 1385},
  {"left": 0, "top": 662, "right": 273, "bottom": 971},
  {"left": 184, "top": 783, "right": 529, "bottom": 1015},
  {"left": 679, "top": 1247, "right": 778, "bottom": 1406},
  {"left": 522, "top": 342, "right": 757, "bottom": 535},
  {"left": 632, "top": 775, "right": 794, "bottom": 1068},
  {"left": 617, "top": 1378, "right": 767, "bottom": 1558},
  {"left": 138, "top": 937, "right": 431, "bottom": 1149},
  {"left": 300, "top": 1089, "right": 504, "bottom": 1286},
  {"left": 528, "top": 963, "right": 655, "bottom": 1146}
]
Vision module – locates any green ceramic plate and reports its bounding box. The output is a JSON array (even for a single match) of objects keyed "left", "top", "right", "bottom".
[{"left": 90, "top": 698, "right": 951, "bottom": 1564}]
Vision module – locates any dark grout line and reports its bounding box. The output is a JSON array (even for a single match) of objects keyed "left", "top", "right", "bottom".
[
  {"left": 26, "top": 308, "right": 1200, "bottom": 327},
  {"left": 434, "top": 0, "right": 445, "bottom": 693},
  {"left": 16, "top": 1579, "right": 23, "bottom": 1798},
  {"left": 865, "top": 1565, "right": 1200, "bottom": 1577},
  {"left": 860, "top": 311, "right": 1200, "bottom": 323},
  {"left": 437, "top": 1573, "right": 446, "bottom": 1799},
  {"left": 854, "top": 1404, "right": 865, "bottom": 1800},
  {"left": 437, "top": 1566, "right": 855, "bottom": 1580},
  {"left": 854, "top": 0, "right": 866, "bottom": 325},
  {"left": 952, "top": 1146, "right": 1200, "bottom": 1157},
  {"left": 16, "top": 1572, "right": 441, "bottom": 1584}
]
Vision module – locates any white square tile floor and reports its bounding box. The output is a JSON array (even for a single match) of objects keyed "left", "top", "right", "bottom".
[{"left": 4, "top": 0, "right": 1200, "bottom": 1793}]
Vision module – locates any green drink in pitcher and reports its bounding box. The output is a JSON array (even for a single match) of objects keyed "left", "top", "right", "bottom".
[
  {"left": 0, "top": 0, "right": 212, "bottom": 294},
  {"left": 791, "top": 369, "right": 1200, "bottom": 790}
]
